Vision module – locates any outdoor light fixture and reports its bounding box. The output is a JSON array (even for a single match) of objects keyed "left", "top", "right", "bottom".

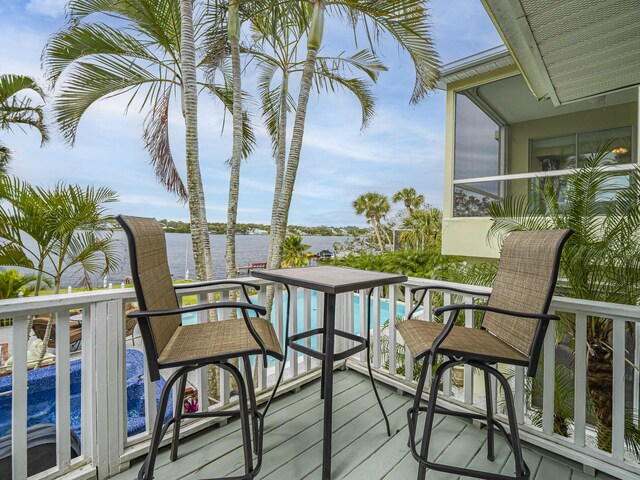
[{"left": 612, "top": 146, "right": 629, "bottom": 155}]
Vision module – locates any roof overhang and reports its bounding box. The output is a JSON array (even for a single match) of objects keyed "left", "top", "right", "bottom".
[
  {"left": 438, "top": 46, "right": 514, "bottom": 89},
  {"left": 482, "top": 0, "right": 640, "bottom": 106}
]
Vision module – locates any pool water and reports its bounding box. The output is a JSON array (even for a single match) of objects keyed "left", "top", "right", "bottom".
[{"left": 182, "top": 291, "right": 412, "bottom": 365}]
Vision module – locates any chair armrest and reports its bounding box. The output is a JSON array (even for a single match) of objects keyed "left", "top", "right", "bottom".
[
  {"left": 433, "top": 303, "right": 559, "bottom": 321},
  {"left": 174, "top": 280, "right": 261, "bottom": 304},
  {"left": 126, "top": 301, "right": 267, "bottom": 319},
  {"left": 407, "top": 285, "right": 490, "bottom": 320}
]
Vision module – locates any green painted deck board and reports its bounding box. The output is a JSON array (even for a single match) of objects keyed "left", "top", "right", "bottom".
[{"left": 117, "top": 369, "right": 606, "bottom": 480}]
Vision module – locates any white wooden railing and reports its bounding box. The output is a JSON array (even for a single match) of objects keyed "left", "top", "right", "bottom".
[{"left": 0, "top": 277, "right": 639, "bottom": 480}]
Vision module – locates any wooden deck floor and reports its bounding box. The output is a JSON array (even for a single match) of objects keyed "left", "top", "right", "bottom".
[{"left": 112, "top": 370, "right": 604, "bottom": 480}]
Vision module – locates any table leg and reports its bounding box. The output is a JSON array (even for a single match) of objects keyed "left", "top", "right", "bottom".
[{"left": 322, "top": 293, "right": 336, "bottom": 480}]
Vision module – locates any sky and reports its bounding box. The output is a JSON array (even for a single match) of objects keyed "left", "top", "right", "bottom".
[{"left": 0, "top": 0, "right": 503, "bottom": 226}]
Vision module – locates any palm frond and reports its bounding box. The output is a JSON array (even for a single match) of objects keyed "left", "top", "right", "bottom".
[
  {"left": 330, "top": 0, "right": 440, "bottom": 104},
  {"left": 53, "top": 58, "right": 160, "bottom": 144},
  {"left": 143, "top": 88, "right": 188, "bottom": 201},
  {"left": 42, "top": 22, "right": 159, "bottom": 84}
]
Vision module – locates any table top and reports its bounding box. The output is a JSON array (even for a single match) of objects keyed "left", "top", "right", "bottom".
[{"left": 252, "top": 266, "right": 407, "bottom": 294}]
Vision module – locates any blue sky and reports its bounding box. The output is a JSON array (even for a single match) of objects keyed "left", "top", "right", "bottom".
[{"left": 0, "top": 0, "right": 502, "bottom": 226}]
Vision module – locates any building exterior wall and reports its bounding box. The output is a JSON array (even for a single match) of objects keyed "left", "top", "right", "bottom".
[
  {"left": 442, "top": 66, "right": 519, "bottom": 259},
  {"left": 442, "top": 65, "right": 638, "bottom": 259}
]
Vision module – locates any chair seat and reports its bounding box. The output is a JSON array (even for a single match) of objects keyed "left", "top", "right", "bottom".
[
  {"left": 397, "top": 320, "right": 529, "bottom": 366},
  {"left": 158, "top": 318, "right": 283, "bottom": 367}
]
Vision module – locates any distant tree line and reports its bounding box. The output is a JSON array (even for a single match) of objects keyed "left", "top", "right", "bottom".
[{"left": 156, "top": 219, "right": 367, "bottom": 236}]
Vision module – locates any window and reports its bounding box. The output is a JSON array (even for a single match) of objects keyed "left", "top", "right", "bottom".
[
  {"left": 453, "top": 92, "right": 503, "bottom": 217},
  {"left": 454, "top": 93, "right": 501, "bottom": 180},
  {"left": 530, "top": 126, "right": 633, "bottom": 173}
]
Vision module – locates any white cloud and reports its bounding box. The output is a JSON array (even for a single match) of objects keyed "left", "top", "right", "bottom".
[{"left": 26, "top": 0, "right": 67, "bottom": 18}]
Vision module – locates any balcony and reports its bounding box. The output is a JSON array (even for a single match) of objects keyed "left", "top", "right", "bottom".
[{"left": 1, "top": 278, "right": 638, "bottom": 479}]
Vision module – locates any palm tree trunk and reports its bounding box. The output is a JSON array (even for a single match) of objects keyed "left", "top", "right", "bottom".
[
  {"left": 267, "top": 1, "right": 323, "bottom": 271},
  {"left": 225, "top": 0, "right": 242, "bottom": 280},
  {"left": 180, "top": 0, "right": 213, "bottom": 284},
  {"left": 181, "top": 0, "right": 218, "bottom": 398},
  {"left": 265, "top": 74, "right": 290, "bottom": 318},
  {"left": 371, "top": 215, "right": 385, "bottom": 253},
  {"left": 225, "top": 0, "right": 243, "bottom": 318},
  {"left": 266, "top": 73, "right": 289, "bottom": 270}
]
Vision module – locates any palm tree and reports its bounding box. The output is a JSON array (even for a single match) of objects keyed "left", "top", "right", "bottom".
[
  {"left": 267, "top": 0, "right": 441, "bottom": 272},
  {"left": 225, "top": 0, "right": 244, "bottom": 281},
  {"left": 393, "top": 187, "right": 424, "bottom": 215},
  {"left": 0, "top": 176, "right": 119, "bottom": 365},
  {"left": 251, "top": 4, "right": 387, "bottom": 272},
  {"left": 487, "top": 143, "right": 640, "bottom": 454},
  {"left": 353, "top": 192, "right": 390, "bottom": 253},
  {"left": 400, "top": 206, "right": 441, "bottom": 250},
  {"left": 0, "top": 74, "right": 49, "bottom": 171},
  {"left": 281, "top": 233, "right": 311, "bottom": 267},
  {"left": 42, "top": 0, "right": 254, "bottom": 283}
]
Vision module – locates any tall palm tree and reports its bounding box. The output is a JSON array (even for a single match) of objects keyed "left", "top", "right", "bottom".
[
  {"left": 267, "top": 0, "right": 441, "bottom": 272},
  {"left": 225, "top": 0, "right": 244, "bottom": 281},
  {"left": 281, "top": 233, "right": 311, "bottom": 267},
  {"left": 487, "top": 144, "right": 640, "bottom": 453},
  {"left": 251, "top": 3, "right": 387, "bottom": 272},
  {"left": 179, "top": 0, "right": 214, "bottom": 283},
  {"left": 0, "top": 74, "right": 49, "bottom": 171},
  {"left": 42, "top": 0, "right": 255, "bottom": 283},
  {"left": 393, "top": 187, "right": 424, "bottom": 215},
  {"left": 0, "top": 176, "right": 119, "bottom": 364},
  {"left": 353, "top": 192, "right": 390, "bottom": 253}
]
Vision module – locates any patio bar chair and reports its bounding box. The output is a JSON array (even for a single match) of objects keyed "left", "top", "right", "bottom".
[
  {"left": 117, "top": 215, "right": 283, "bottom": 480},
  {"left": 397, "top": 229, "right": 572, "bottom": 480}
]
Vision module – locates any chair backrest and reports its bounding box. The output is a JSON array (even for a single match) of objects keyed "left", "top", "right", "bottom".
[
  {"left": 117, "top": 215, "right": 181, "bottom": 378},
  {"left": 483, "top": 229, "right": 572, "bottom": 376}
]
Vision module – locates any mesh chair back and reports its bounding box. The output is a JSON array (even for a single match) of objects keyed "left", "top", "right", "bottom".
[
  {"left": 117, "top": 216, "right": 181, "bottom": 361},
  {"left": 483, "top": 229, "right": 571, "bottom": 367}
]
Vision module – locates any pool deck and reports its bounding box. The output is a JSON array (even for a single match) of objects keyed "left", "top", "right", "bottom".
[{"left": 110, "top": 369, "right": 609, "bottom": 480}]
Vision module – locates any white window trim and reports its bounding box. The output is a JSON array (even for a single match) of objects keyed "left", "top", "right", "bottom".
[{"left": 453, "top": 163, "right": 636, "bottom": 186}]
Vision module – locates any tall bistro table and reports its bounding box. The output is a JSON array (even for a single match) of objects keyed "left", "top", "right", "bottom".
[{"left": 253, "top": 266, "right": 407, "bottom": 480}]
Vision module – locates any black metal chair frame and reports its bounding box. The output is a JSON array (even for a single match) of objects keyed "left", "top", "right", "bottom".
[
  {"left": 405, "top": 285, "right": 561, "bottom": 480},
  {"left": 119, "top": 216, "right": 283, "bottom": 480}
]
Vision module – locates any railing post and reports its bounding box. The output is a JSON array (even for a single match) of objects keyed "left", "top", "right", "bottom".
[
  {"left": 93, "top": 301, "right": 112, "bottom": 478},
  {"left": 197, "top": 293, "right": 210, "bottom": 411},
  {"left": 404, "top": 286, "right": 414, "bottom": 382},
  {"left": 11, "top": 316, "right": 28, "bottom": 480},
  {"left": 258, "top": 287, "right": 268, "bottom": 388},
  {"left": 290, "top": 286, "right": 299, "bottom": 378},
  {"left": 574, "top": 312, "right": 587, "bottom": 446},
  {"left": 219, "top": 290, "right": 231, "bottom": 404},
  {"left": 388, "top": 286, "right": 397, "bottom": 376},
  {"left": 359, "top": 289, "right": 367, "bottom": 363},
  {"left": 612, "top": 318, "right": 626, "bottom": 459},
  {"left": 542, "top": 311, "right": 556, "bottom": 435},
  {"left": 442, "top": 293, "right": 452, "bottom": 397},
  {"left": 56, "top": 310, "right": 72, "bottom": 472},
  {"left": 303, "top": 288, "right": 312, "bottom": 371},
  {"left": 274, "top": 284, "right": 284, "bottom": 375},
  {"left": 463, "top": 295, "right": 474, "bottom": 405},
  {"left": 81, "top": 306, "right": 97, "bottom": 468},
  {"left": 372, "top": 288, "right": 381, "bottom": 369}
]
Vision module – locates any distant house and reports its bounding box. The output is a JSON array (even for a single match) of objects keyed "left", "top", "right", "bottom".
[
  {"left": 316, "top": 249, "right": 334, "bottom": 260},
  {"left": 440, "top": 1, "right": 639, "bottom": 259}
]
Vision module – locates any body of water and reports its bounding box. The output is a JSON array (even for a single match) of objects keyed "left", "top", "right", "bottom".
[{"left": 56, "top": 232, "right": 347, "bottom": 288}]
